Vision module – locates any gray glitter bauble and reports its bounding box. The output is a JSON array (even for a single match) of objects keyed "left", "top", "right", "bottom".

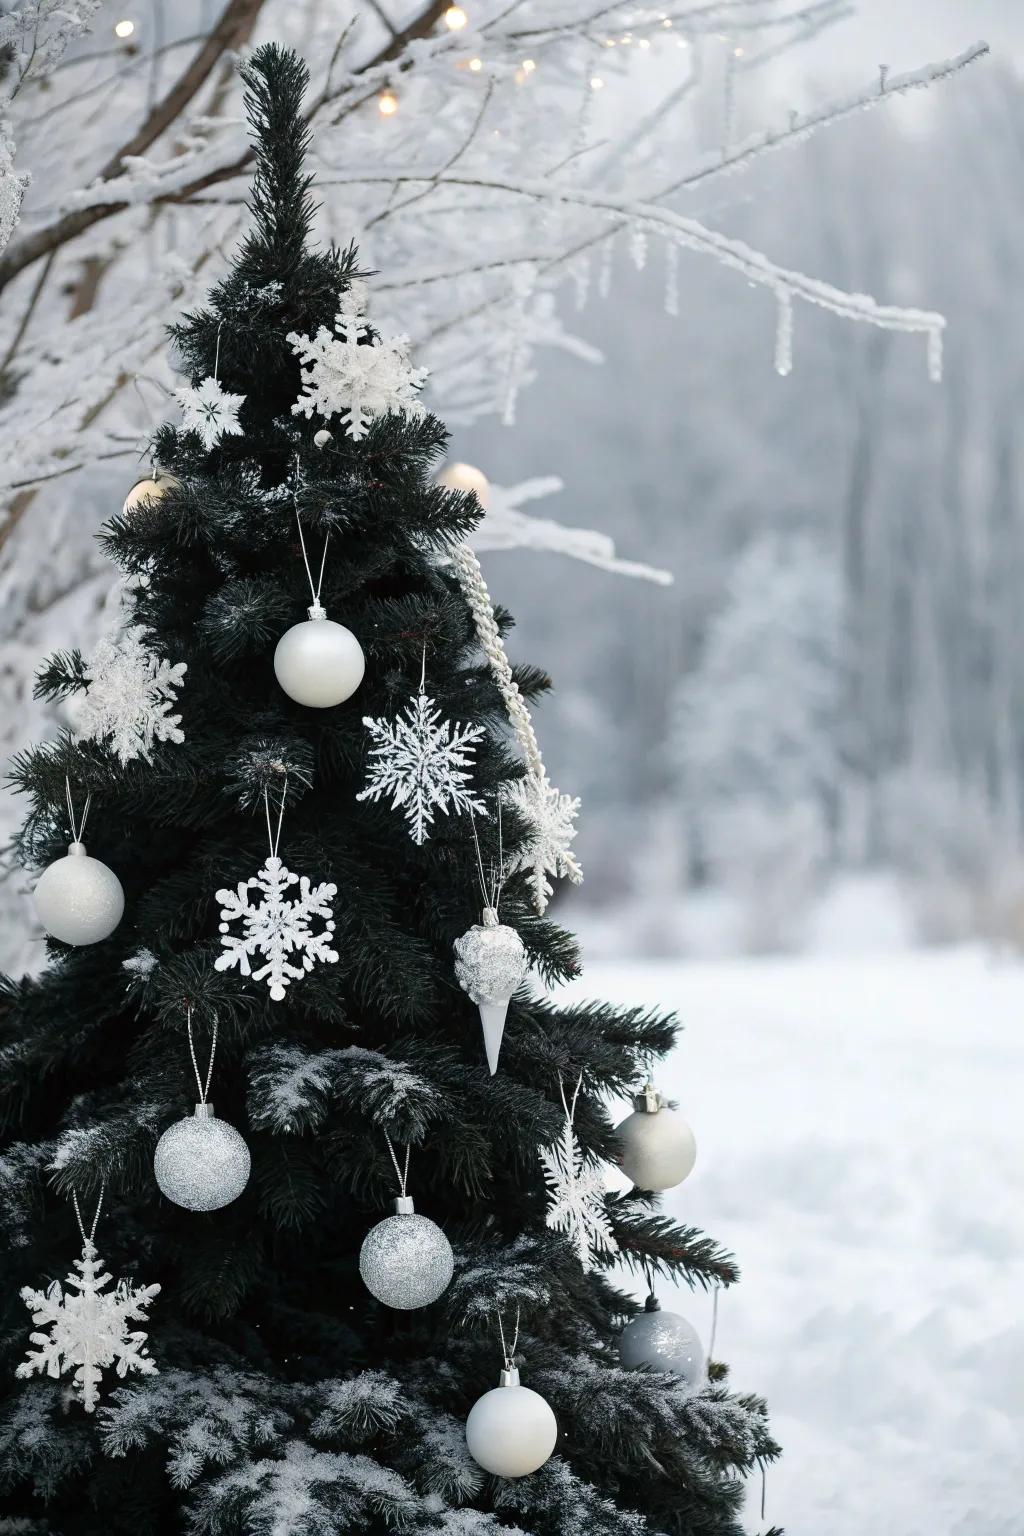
[
  {"left": 33, "top": 842, "right": 124, "bottom": 946},
  {"left": 154, "top": 1104, "right": 251, "bottom": 1212},
  {"left": 454, "top": 907, "right": 528, "bottom": 1005},
  {"left": 620, "top": 1300, "right": 704, "bottom": 1386},
  {"left": 359, "top": 1196, "right": 454, "bottom": 1309}
]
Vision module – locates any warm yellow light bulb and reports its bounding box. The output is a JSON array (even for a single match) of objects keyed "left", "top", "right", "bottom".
[
  {"left": 521, "top": 57, "right": 536, "bottom": 73},
  {"left": 468, "top": 55, "right": 483, "bottom": 71},
  {"left": 638, "top": 37, "right": 650, "bottom": 49},
  {"left": 590, "top": 75, "right": 605, "bottom": 89},
  {"left": 444, "top": 5, "right": 468, "bottom": 29},
  {"left": 378, "top": 89, "right": 398, "bottom": 116},
  {"left": 114, "top": 18, "right": 135, "bottom": 37}
]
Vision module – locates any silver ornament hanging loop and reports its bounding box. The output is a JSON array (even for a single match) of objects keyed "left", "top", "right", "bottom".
[
  {"left": 64, "top": 776, "right": 92, "bottom": 853},
  {"left": 186, "top": 1006, "right": 217, "bottom": 1108},
  {"left": 72, "top": 1181, "right": 105, "bottom": 1248}
]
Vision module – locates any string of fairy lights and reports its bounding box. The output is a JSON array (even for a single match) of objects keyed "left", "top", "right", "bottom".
[{"left": 374, "top": 6, "right": 716, "bottom": 117}]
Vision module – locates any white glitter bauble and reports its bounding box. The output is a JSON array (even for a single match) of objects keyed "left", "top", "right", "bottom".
[
  {"left": 620, "top": 1299, "right": 704, "bottom": 1386},
  {"left": 465, "top": 1367, "right": 557, "bottom": 1478},
  {"left": 359, "top": 1196, "right": 453, "bottom": 1309},
  {"left": 33, "top": 841, "right": 124, "bottom": 946},
  {"left": 437, "top": 461, "right": 491, "bottom": 511},
  {"left": 122, "top": 472, "right": 181, "bottom": 518},
  {"left": 273, "top": 602, "right": 365, "bottom": 708},
  {"left": 615, "top": 1083, "right": 696, "bottom": 1191},
  {"left": 453, "top": 906, "right": 528, "bottom": 1074},
  {"left": 154, "top": 1104, "right": 251, "bottom": 1212}
]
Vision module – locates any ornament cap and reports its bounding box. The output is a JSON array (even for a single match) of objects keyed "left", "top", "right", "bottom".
[
  {"left": 394, "top": 1194, "right": 415, "bottom": 1216},
  {"left": 499, "top": 1366, "right": 521, "bottom": 1387},
  {"left": 67, "top": 841, "right": 87, "bottom": 858},
  {"left": 634, "top": 1079, "right": 665, "bottom": 1114},
  {"left": 481, "top": 905, "right": 500, "bottom": 927},
  {"left": 194, "top": 1102, "right": 215, "bottom": 1119},
  {"left": 307, "top": 602, "right": 327, "bottom": 621}
]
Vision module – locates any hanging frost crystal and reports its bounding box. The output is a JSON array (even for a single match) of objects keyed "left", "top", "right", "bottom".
[
  {"left": 774, "top": 289, "right": 793, "bottom": 378},
  {"left": 665, "top": 241, "right": 680, "bottom": 319}
]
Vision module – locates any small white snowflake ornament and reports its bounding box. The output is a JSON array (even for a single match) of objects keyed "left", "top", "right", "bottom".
[
  {"left": 357, "top": 688, "right": 486, "bottom": 844},
  {"left": 503, "top": 772, "right": 582, "bottom": 913},
  {"left": 174, "top": 376, "right": 246, "bottom": 450},
  {"left": 215, "top": 854, "right": 338, "bottom": 1001},
  {"left": 539, "top": 1079, "right": 617, "bottom": 1273},
  {"left": 17, "top": 1238, "right": 160, "bottom": 1413},
  {"left": 76, "top": 625, "right": 186, "bottom": 765},
  {"left": 288, "top": 288, "right": 428, "bottom": 441}
]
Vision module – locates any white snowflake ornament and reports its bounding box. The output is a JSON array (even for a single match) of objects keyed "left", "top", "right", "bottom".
[
  {"left": 215, "top": 854, "right": 338, "bottom": 1001},
  {"left": 357, "top": 688, "right": 486, "bottom": 845},
  {"left": 174, "top": 376, "right": 246, "bottom": 450},
  {"left": 75, "top": 625, "right": 186, "bottom": 765},
  {"left": 17, "top": 1238, "right": 160, "bottom": 1413},
  {"left": 288, "top": 291, "right": 428, "bottom": 441},
  {"left": 539, "top": 1080, "right": 617, "bottom": 1272},
  {"left": 503, "top": 772, "right": 582, "bottom": 913}
]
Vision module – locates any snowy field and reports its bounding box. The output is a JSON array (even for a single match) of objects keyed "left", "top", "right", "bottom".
[{"left": 561, "top": 950, "right": 1024, "bottom": 1536}]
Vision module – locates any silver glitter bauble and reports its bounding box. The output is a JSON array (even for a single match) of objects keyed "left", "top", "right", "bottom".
[
  {"left": 454, "top": 907, "right": 528, "bottom": 1074},
  {"left": 154, "top": 1104, "right": 251, "bottom": 1212},
  {"left": 359, "top": 1196, "right": 454, "bottom": 1309},
  {"left": 465, "top": 1366, "right": 557, "bottom": 1478},
  {"left": 620, "top": 1298, "right": 704, "bottom": 1386},
  {"left": 273, "top": 603, "right": 365, "bottom": 708},
  {"left": 615, "top": 1082, "right": 696, "bottom": 1191},
  {"left": 33, "top": 841, "right": 124, "bottom": 946}
]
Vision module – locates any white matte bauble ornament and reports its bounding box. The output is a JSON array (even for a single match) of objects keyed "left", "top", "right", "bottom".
[
  {"left": 620, "top": 1296, "right": 705, "bottom": 1386},
  {"left": 273, "top": 602, "right": 365, "bottom": 708},
  {"left": 359, "top": 1195, "right": 454, "bottom": 1309},
  {"left": 437, "top": 461, "right": 491, "bottom": 512},
  {"left": 153, "top": 1103, "right": 251, "bottom": 1212},
  {"left": 313, "top": 428, "right": 333, "bottom": 449},
  {"left": 453, "top": 906, "right": 529, "bottom": 1074},
  {"left": 33, "top": 841, "right": 124, "bottom": 946},
  {"left": 615, "top": 1081, "right": 696, "bottom": 1191},
  {"left": 122, "top": 472, "right": 181, "bottom": 518},
  {"left": 465, "top": 1366, "right": 558, "bottom": 1478}
]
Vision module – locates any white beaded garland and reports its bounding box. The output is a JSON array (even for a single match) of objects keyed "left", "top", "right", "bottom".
[
  {"left": 359, "top": 1195, "right": 454, "bottom": 1309},
  {"left": 154, "top": 1104, "right": 250, "bottom": 1212},
  {"left": 615, "top": 1083, "right": 696, "bottom": 1191},
  {"left": 465, "top": 1367, "right": 558, "bottom": 1478},
  {"left": 33, "top": 842, "right": 124, "bottom": 946},
  {"left": 273, "top": 603, "right": 365, "bottom": 708}
]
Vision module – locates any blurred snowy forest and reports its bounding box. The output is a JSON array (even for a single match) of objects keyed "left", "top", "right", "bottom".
[
  {"left": 0, "top": 0, "right": 1014, "bottom": 965},
  {"left": 465, "top": 48, "right": 1024, "bottom": 954}
]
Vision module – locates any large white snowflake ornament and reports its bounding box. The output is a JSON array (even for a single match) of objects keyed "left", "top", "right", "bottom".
[
  {"left": 357, "top": 689, "right": 486, "bottom": 845},
  {"left": 539, "top": 1099, "right": 617, "bottom": 1273},
  {"left": 75, "top": 625, "right": 186, "bottom": 765},
  {"left": 174, "top": 376, "right": 246, "bottom": 450},
  {"left": 503, "top": 772, "right": 582, "bottom": 913},
  {"left": 17, "top": 1238, "right": 160, "bottom": 1413},
  {"left": 288, "top": 291, "right": 428, "bottom": 441},
  {"left": 214, "top": 854, "right": 339, "bottom": 1001}
]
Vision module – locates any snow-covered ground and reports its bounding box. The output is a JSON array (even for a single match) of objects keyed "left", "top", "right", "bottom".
[{"left": 562, "top": 950, "right": 1024, "bottom": 1536}]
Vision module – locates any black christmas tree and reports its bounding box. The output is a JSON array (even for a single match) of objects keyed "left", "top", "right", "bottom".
[{"left": 0, "top": 46, "right": 778, "bottom": 1536}]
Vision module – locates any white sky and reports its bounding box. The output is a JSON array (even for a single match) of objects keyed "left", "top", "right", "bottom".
[{"left": 797, "top": 0, "right": 1022, "bottom": 79}]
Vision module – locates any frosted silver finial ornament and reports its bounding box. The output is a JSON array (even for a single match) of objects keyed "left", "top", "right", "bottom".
[
  {"left": 32, "top": 782, "right": 124, "bottom": 946},
  {"left": 454, "top": 905, "right": 528, "bottom": 1074},
  {"left": 153, "top": 1012, "right": 250, "bottom": 1212},
  {"left": 273, "top": 467, "right": 364, "bottom": 708},
  {"left": 359, "top": 1136, "right": 454, "bottom": 1309},
  {"left": 465, "top": 1309, "right": 557, "bottom": 1478},
  {"left": 619, "top": 1293, "right": 705, "bottom": 1387},
  {"left": 614, "top": 1079, "right": 696, "bottom": 1192}
]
